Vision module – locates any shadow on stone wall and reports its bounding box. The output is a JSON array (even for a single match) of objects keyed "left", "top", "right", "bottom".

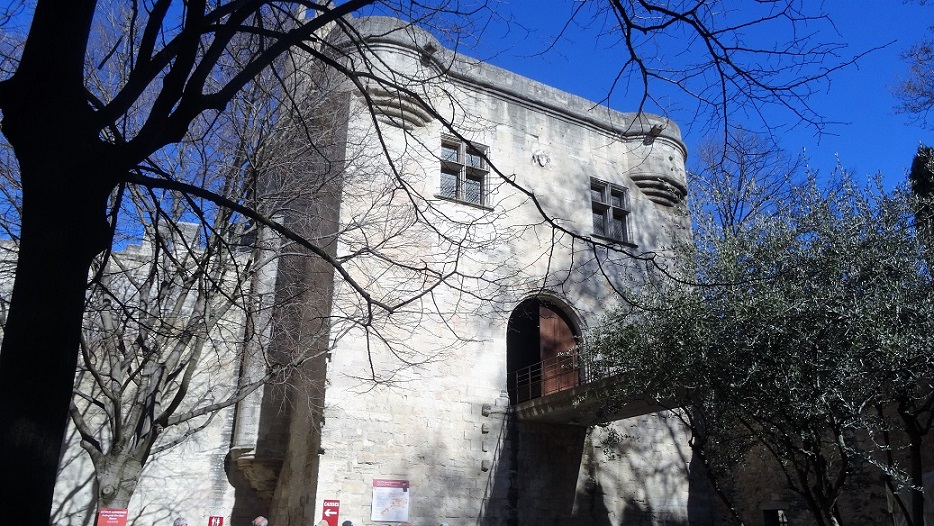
[
  {"left": 472, "top": 408, "right": 714, "bottom": 526},
  {"left": 226, "top": 449, "right": 268, "bottom": 526},
  {"left": 574, "top": 412, "right": 713, "bottom": 526}
]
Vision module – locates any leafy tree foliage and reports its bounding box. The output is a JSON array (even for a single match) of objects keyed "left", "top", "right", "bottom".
[{"left": 588, "top": 175, "right": 934, "bottom": 526}]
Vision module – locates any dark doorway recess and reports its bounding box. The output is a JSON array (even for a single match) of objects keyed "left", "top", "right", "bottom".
[{"left": 506, "top": 298, "right": 579, "bottom": 404}]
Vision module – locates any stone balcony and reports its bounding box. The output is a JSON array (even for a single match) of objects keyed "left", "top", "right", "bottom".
[{"left": 509, "top": 353, "right": 664, "bottom": 426}]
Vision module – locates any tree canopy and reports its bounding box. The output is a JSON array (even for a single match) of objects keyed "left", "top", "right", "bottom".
[{"left": 589, "top": 170, "right": 934, "bottom": 525}]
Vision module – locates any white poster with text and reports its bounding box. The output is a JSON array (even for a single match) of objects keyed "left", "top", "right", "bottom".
[{"left": 371, "top": 479, "right": 410, "bottom": 522}]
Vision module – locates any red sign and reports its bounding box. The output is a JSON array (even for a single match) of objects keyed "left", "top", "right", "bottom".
[
  {"left": 372, "top": 479, "right": 409, "bottom": 490},
  {"left": 208, "top": 517, "right": 224, "bottom": 526},
  {"left": 321, "top": 499, "right": 340, "bottom": 526},
  {"left": 96, "top": 509, "right": 128, "bottom": 526}
]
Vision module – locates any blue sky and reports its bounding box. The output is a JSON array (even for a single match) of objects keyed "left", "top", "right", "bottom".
[
  {"left": 6, "top": 2, "right": 929, "bottom": 188},
  {"left": 462, "top": 1, "right": 934, "bottom": 189}
]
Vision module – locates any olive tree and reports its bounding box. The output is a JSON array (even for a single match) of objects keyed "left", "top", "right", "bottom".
[{"left": 590, "top": 172, "right": 934, "bottom": 525}]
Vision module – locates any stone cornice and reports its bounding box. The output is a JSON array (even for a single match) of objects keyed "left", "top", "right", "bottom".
[{"left": 333, "top": 16, "right": 687, "bottom": 158}]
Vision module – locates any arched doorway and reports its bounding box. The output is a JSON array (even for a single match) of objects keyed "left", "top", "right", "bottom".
[{"left": 506, "top": 298, "right": 579, "bottom": 404}]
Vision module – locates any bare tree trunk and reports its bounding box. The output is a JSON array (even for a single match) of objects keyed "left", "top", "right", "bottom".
[
  {"left": 0, "top": 169, "right": 113, "bottom": 523},
  {"left": 899, "top": 405, "right": 926, "bottom": 526},
  {"left": 93, "top": 453, "right": 145, "bottom": 510},
  {"left": 0, "top": 2, "right": 116, "bottom": 518}
]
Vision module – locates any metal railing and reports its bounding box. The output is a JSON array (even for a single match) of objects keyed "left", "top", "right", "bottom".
[{"left": 508, "top": 352, "right": 616, "bottom": 404}]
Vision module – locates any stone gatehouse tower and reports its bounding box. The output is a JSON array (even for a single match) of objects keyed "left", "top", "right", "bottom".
[
  {"left": 52, "top": 14, "right": 704, "bottom": 526},
  {"left": 226, "top": 15, "right": 702, "bottom": 526}
]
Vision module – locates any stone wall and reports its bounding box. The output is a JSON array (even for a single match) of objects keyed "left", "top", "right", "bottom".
[{"left": 299, "top": 15, "right": 697, "bottom": 526}]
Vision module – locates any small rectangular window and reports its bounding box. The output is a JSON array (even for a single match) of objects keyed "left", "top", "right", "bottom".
[
  {"left": 610, "top": 213, "right": 626, "bottom": 240},
  {"left": 441, "top": 143, "right": 458, "bottom": 162},
  {"left": 465, "top": 174, "right": 483, "bottom": 204},
  {"left": 440, "top": 168, "right": 459, "bottom": 199},
  {"left": 592, "top": 211, "right": 607, "bottom": 237},
  {"left": 466, "top": 148, "right": 484, "bottom": 169},
  {"left": 591, "top": 185, "right": 605, "bottom": 204},
  {"left": 591, "top": 179, "right": 630, "bottom": 243},
  {"left": 439, "top": 136, "right": 489, "bottom": 206}
]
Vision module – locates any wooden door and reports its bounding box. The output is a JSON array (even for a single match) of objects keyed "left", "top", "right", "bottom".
[{"left": 539, "top": 304, "right": 578, "bottom": 395}]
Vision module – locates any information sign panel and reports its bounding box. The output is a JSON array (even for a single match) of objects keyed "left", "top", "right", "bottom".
[{"left": 371, "top": 479, "right": 409, "bottom": 522}]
